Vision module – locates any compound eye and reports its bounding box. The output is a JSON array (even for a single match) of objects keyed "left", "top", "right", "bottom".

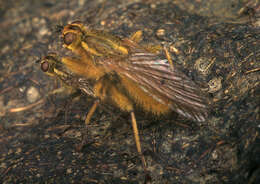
[
  {"left": 68, "top": 25, "right": 81, "bottom": 31},
  {"left": 63, "top": 32, "right": 76, "bottom": 45},
  {"left": 41, "top": 61, "right": 49, "bottom": 72},
  {"left": 71, "top": 20, "right": 82, "bottom": 25}
]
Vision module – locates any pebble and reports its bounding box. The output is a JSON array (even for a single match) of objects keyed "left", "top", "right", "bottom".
[{"left": 26, "top": 86, "right": 41, "bottom": 103}]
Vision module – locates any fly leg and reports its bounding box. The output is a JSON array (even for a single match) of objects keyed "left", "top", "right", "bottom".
[
  {"left": 131, "top": 111, "right": 152, "bottom": 183},
  {"left": 130, "top": 111, "right": 147, "bottom": 171},
  {"left": 77, "top": 76, "right": 111, "bottom": 150},
  {"left": 108, "top": 84, "right": 150, "bottom": 180},
  {"left": 129, "top": 30, "right": 143, "bottom": 43},
  {"left": 129, "top": 30, "right": 162, "bottom": 55},
  {"left": 85, "top": 99, "right": 100, "bottom": 125},
  {"left": 163, "top": 46, "right": 174, "bottom": 71},
  {"left": 76, "top": 99, "right": 100, "bottom": 151},
  {"left": 129, "top": 31, "right": 174, "bottom": 71}
]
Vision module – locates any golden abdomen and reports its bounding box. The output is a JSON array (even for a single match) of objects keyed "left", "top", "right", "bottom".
[{"left": 120, "top": 75, "right": 171, "bottom": 115}]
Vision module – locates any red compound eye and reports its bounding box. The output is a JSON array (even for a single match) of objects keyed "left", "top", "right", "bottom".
[
  {"left": 41, "top": 61, "right": 49, "bottom": 72},
  {"left": 63, "top": 32, "right": 76, "bottom": 45}
]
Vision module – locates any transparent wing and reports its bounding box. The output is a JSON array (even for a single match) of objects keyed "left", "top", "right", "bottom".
[
  {"left": 58, "top": 69, "right": 95, "bottom": 97},
  {"left": 104, "top": 51, "right": 208, "bottom": 122}
]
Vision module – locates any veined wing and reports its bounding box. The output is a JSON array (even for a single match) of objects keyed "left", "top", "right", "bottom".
[
  {"left": 57, "top": 68, "right": 95, "bottom": 97},
  {"left": 104, "top": 51, "right": 208, "bottom": 122}
]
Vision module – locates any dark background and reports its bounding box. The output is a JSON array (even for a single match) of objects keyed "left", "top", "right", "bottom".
[{"left": 0, "top": 0, "right": 259, "bottom": 183}]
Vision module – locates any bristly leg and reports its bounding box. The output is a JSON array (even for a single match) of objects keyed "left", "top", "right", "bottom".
[
  {"left": 85, "top": 99, "right": 100, "bottom": 125},
  {"left": 163, "top": 46, "right": 174, "bottom": 71},
  {"left": 130, "top": 111, "right": 150, "bottom": 179}
]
